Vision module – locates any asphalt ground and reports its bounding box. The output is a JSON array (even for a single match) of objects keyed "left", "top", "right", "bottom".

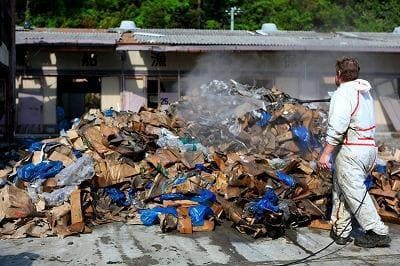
[{"left": 0, "top": 221, "right": 399, "bottom": 265}]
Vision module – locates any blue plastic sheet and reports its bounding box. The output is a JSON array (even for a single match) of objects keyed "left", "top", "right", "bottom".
[
  {"left": 291, "top": 125, "right": 322, "bottom": 152},
  {"left": 28, "top": 142, "right": 44, "bottom": 153},
  {"left": 292, "top": 125, "right": 311, "bottom": 151},
  {"left": 73, "top": 149, "right": 82, "bottom": 158},
  {"left": 256, "top": 110, "right": 272, "bottom": 127},
  {"left": 190, "top": 189, "right": 216, "bottom": 205},
  {"left": 173, "top": 176, "right": 187, "bottom": 185},
  {"left": 245, "top": 188, "right": 280, "bottom": 221},
  {"left": 375, "top": 164, "right": 386, "bottom": 173},
  {"left": 364, "top": 175, "right": 374, "bottom": 190},
  {"left": 17, "top": 161, "right": 64, "bottom": 182},
  {"left": 140, "top": 207, "right": 178, "bottom": 226},
  {"left": 194, "top": 164, "right": 212, "bottom": 174},
  {"left": 276, "top": 171, "right": 296, "bottom": 187},
  {"left": 104, "top": 108, "right": 114, "bottom": 117},
  {"left": 188, "top": 205, "right": 214, "bottom": 226},
  {"left": 104, "top": 187, "right": 131, "bottom": 206},
  {"left": 160, "top": 193, "right": 187, "bottom": 201}
]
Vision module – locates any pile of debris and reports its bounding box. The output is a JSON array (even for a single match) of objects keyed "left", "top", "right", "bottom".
[
  {"left": 0, "top": 80, "right": 398, "bottom": 239},
  {"left": 369, "top": 147, "right": 400, "bottom": 223}
]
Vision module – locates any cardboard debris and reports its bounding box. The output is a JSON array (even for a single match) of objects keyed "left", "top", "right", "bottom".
[
  {"left": 0, "top": 185, "right": 36, "bottom": 220},
  {"left": 0, "top": 79, "right": 399, "bottom": 240}
]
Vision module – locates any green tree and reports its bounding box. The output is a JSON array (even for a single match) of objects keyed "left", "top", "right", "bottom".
[{"left": 14, "top": 0, "right": 400, "bottom": 32}]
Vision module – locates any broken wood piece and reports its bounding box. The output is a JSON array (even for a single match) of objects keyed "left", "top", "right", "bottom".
[
  {"left": 309, "top": 219, "right": 332, "bottom": 230},
  {"left": 369, "top": 188, "right": 397, "bottom": 198},
  {"left": 70, "top": 190, "right": 85, "bottom": 233},
  {"left": 378, "top": 209, "right": 400, "bottom": 224},
  {"left": 193, "top": 219, "right": 215, "bottom": 232}
]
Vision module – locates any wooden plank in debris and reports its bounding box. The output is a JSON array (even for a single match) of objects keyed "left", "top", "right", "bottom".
[
  {"left": 369, "top": 188, "right": 397, "bottom": 198},
  {"left": 193, "top": 219, "right": 215, "bottom": 232},
  {"left": 378, "top": 209, "right": 400, "bottom": 224},
  {"left": 379, "top": 96, "right": 400, "bottom": 132},
  {"left": 69, "top": 190, "right": 85, "bottom": 233},
  {"left": 309, "top": 219, "right": 332, "bottom": 231},
  {"left": 392, "top": 180, "right": 400, "bottom": 191}
]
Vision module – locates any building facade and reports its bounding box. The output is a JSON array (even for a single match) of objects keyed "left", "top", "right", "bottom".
[
  {"left": 0, "top": 0, "right": 15, "bottom": 140},
  {"left": 15, "top": 25, "right": 400, "bottom": 134}
]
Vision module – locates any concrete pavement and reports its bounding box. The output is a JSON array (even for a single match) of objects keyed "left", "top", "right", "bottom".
[{"left": 1, "top": 222, "right": 399, "bottom": 265}]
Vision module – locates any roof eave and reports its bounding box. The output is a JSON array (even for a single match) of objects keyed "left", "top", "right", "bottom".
[{"left": 116, "top": 44, "right": 400, "bottom": 53}]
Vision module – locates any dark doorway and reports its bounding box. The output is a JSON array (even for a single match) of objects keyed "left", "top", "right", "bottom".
[
  {"left": 147, "top": 79, "right": 158, "bottom": 108},
  {"left": 57, "top": 76, "right": 101, "bottom": 120}
]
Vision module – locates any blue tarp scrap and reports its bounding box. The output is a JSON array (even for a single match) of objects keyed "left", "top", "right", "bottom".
[
  {"left": 173, "top": 176, "right": 187, "bottom": 185},
  {"left": 190, "top": 189, "right": 216, "bottom": 205},
  {"left": 104, "top": 108, "right": 114, "bottom": 117},
  {"left": 28, "top": 142, "right": 44, "bottom": 153},
  {"left": 159, "top": 189, "right": 216, "bottom": 206},
  {"left": 276, "top": 171, "right": 297, "bottom": 187},
  {"left": 188, "top": 205, "right": 214, "bottom": 226},
  {"left": 375, "top": 164, "right": 386, "bottom": 173},
  {"left": 256, "top": 110, "right": 272, "bottom": 127},
  {"left": 104, "top": 187, "right": 133, "bottom": 207},
  {"left": 16, "top": 161, "right": 64, "bottom": 182},
  {"left": 292, "top": 125, "right": 311, "bottom": 151},
  {"left": 364, "top": 175, "right": 374, "bottom": 190},
  {"left": 245, "top": 188, "right": 280, "bottom": 221},
  {"left": 159, "top": 193, "right": 187, "bottom": 201},
  {"left": 194, "top": 163, "right": 213, "bottom": 174},
  {"left": 291, "top": 125, "right": 321, "bottom": 152},
  {"left": 140, "top": 207, "right": 178, "bottom": 226}
]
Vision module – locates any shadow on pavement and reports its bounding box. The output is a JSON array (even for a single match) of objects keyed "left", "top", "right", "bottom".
[{"left": 0, "top": 252, "right": 40, "bottom": 265}]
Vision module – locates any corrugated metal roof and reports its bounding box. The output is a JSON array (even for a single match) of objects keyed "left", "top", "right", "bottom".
[
  {"left": 16, "top": 28, "right": 400, "bottom": 52},
  {"left": 16, "top": 28, "right": 120, "bottom": 46},
  {"left": 116, "top": 28, "right": 400, "bottom": 52}
]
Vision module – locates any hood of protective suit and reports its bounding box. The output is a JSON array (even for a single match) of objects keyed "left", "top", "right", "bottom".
[{"left": 340, "top": 79, "right": 372, "bottom": 92}]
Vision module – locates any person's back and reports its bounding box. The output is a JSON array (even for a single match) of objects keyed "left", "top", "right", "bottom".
[{"left": 320, "top": 57, "right": 391, "bottom": 248}]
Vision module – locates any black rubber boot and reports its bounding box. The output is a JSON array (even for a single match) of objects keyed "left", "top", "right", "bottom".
[
  {"left": 354, "top": 230, "right": 391, "bottom": 248},
  {"left": 330, "top": 229, "right": 353, "bottom": 245}
]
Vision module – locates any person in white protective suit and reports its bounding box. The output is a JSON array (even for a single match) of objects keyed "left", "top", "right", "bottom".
[{"left": 319, "top": 57, "right": 391, "bottom": 247}]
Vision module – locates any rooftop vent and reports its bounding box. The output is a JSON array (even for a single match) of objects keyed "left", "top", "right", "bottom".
[
  {"left": 256, "top": 23, "right": 278, "bottom": 35},
  {"left": 119, "top": 20, "right": 136, "bottom": 31},
  {"left": 393, "top": 27, "right": 400, "bottom": 34}
]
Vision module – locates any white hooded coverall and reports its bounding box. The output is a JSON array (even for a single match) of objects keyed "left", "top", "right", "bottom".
[{"left": 326, "top": 79, "right": 388, "bottom": 237}]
